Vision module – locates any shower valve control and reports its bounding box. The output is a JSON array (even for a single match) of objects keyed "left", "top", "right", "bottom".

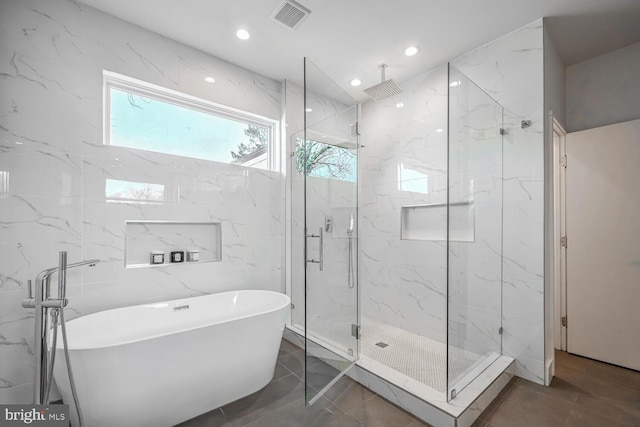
[
  {"left": 150, "top": 251, "right": 165, "bottom": 265},
  {"left": 170, "top": 251, "right": 184, "bottom": 263},
  {"left": 325, "top": 216, "right": 333, "bottom": 232}
]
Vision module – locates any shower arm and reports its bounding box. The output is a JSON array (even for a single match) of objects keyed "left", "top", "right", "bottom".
[{"left": 379, "top": 64, "right": 387, "bottom": 82}]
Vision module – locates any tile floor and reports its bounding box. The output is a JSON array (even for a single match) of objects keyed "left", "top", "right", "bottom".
[
  {"left": 178, "top": 342, "right": 640, "bottom": 427},
  {"left": 475, "top": 350, "right": 640, "bottom": 427}
]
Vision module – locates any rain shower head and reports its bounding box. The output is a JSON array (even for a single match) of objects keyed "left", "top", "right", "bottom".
[{"left": 363, "top": 64, "right": 403, "bottom": 101}]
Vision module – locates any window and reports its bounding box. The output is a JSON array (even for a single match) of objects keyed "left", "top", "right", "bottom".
[
  {"left": 294, "top": 137, "right": 356, "bottom": 182},
  {"left": 104, "top": 71, "right": 278, "bottom": 170},
  {"left": 105, "top": 179, "right": 165, "bottom": 204}
]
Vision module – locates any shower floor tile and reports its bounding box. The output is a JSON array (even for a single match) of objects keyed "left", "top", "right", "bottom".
[{"left": 360, "top": 317, "right": 485, "bottom": 392}]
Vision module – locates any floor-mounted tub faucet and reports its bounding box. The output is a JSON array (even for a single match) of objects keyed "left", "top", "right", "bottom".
[{"left": 22, "top": 251, "right": 100, "bottom": 412}]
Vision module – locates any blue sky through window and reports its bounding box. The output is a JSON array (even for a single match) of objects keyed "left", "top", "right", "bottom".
[{"left": 109, "top": 88, "right": 258, "bottom": 165}]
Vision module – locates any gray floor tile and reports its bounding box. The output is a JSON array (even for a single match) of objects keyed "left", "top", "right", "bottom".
[
  {"left": 579, "top": 372, "right": 640, "bottom": 408},
  {"left": 565, "top": 405, "right": 628, "bottom": 427},
  {"left": 243, "top": 396, "right": 344, "bottom": 427},
  {"left": 273, "top": 361, "right": 294, "bottom": 381},
  {"left": 178, "top": 342, "right": 640, "bottom": 427},
  {"left": 554, "top": 350, "right": 591, "bottom": 373},
  {"left": 323, "top": 376, "right": 377, "bottom": 413},
  {"left": 306, "top": 359, "right": 342, "bottom": 394},
  {"left": 278, "top": 349, "right": 325, "bottom": 375},
  {"left": 278, "top": 339, "right": 302, "bottom": 357},
  {"left": 487, "top": 383, "right": 573, "bottom": 427},
  {"left": 521, "top": 373, "right": 582, "bottom": 403},
  {"left": 552, "top": 363, "right": 587, "bottom": 388},
  {"left": 323, "top": 413, "right": 365, "bottom": 427},
  {"left": 587, "top": 359, "right": 640, "bottom": 390},
  {"left": 574, "top": 389, "right": 640, "bottom": 426},
  {"left": 175, "top": 408, "right": 231, "bottom": 427},
  {"left": 222, "top": 373, "right": 305, "bottom": 426}
]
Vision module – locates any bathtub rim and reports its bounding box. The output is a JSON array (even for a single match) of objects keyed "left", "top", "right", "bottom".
[{"left": 56, "top": 289, "right": 291, "bottom": 351}]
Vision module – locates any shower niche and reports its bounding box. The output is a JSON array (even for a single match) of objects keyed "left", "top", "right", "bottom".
[
  {"left": 124, "top": 221, "right": 222, "bottom": 268},
  {"left": 400, "top": 202, "right": 475, "bottom": 242}
]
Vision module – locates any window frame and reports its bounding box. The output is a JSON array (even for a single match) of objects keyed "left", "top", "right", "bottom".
[{"left": 103, "top": 70, "right": 279, "bottom": 171}]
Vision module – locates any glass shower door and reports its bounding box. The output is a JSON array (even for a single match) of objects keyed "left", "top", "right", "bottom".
[
  {"left": 303, "top": 58, "right": 359, "bottom": 404},
  {"left": 447, "top": 64, "right": 504, "bottom": 400}
]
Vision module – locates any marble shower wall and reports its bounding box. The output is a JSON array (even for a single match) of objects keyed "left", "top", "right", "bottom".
[
  {"left": 0, "top": 0, "right": 284, "bottom": 403},
  {"left": 452, "top": 19, "right": 545, "bottom": 384},
  {"left": 359, "top": 65, "right": 449, "bottom": 343}
]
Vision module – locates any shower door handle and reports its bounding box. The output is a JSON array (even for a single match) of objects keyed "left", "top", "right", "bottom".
[{"left": 306, "top": 227, "right": 324, "bottom": 271}]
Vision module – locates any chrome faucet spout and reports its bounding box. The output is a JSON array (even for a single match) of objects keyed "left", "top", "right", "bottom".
[{"left": 37, "top": 259, "right": 100, "bottom": 283}]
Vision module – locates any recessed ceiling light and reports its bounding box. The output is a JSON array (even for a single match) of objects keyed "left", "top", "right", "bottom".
[
  {"left": 449, "top": 81, "right": 460, "bottom": 87},
  {"left": 305, "top": 108, "right": 313, "bottom": 112},
  {"left": 204, "top": 76, "right": 215, "bottom": 83},
  {"left": 236, "top": 29, "right": 250, "bottom": 40},
  {"left": 436, "top": 128, "right": 444, "bottom": 133},
  {"left": 350, "top": 78, "right": 362, "bottom": 87},
  {"left": 404, "top": 46, "right": 420, "bottom": 56},
  {"left": 396, "top": 102, "right": 404, "bottom": 108}
]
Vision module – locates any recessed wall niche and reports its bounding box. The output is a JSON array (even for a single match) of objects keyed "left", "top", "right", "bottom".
[
  {"left": 401, "top": 202, "right": 475, "bottom": 242},
  {"left": 125, "top": 221, "right": 222, "bottom": 268}
]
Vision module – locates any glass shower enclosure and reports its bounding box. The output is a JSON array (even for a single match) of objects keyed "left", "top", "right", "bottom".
[{"left": 287, "top": 60, "right": 506, "bottom": 406}]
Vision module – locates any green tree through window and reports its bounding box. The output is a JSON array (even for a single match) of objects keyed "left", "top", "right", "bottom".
[{"left": 294, "top": 137, "right": 356, "bottom": 182}]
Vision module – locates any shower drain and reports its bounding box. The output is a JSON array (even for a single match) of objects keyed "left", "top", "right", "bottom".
[{"left": 375, "top": 342, "right": 389, "bottom": 348}]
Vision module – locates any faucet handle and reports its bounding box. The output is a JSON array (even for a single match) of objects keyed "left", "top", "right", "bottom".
[{"left": 21, "top": 280, "right": 35, "bottom": 308}]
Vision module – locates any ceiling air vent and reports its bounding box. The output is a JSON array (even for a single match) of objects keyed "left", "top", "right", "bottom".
[{"left": 271, "top": 0, "right": 311, "bottom": 30}]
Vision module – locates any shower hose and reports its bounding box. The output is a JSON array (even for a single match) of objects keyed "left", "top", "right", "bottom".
[
  {"left": 43, "top": 307, "right": 84, "bottom": 426},
  {"left": 348, "top": 235, "right": 355, "bottom": 289}
]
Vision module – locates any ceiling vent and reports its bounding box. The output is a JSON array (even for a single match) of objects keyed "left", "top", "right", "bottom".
[{"left": 271, "top": 0, "right": 311, "bottom": 30}]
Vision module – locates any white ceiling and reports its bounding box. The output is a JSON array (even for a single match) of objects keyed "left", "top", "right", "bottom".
[{"left": 79, "top": 0, "right": 640, "bottom": 102}]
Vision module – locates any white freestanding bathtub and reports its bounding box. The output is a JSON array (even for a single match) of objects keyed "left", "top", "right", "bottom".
[{"left": 53, "top": 290, "right": 291, "bottom": 427}]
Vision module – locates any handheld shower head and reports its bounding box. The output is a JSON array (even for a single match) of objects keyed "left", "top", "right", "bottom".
[{"left": 347, "top": 212, "right": 354, "bottom": 236}]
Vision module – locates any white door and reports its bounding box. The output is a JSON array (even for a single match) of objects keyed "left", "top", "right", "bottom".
[{"left": 566, "top": 118, "right": 640, "bottom": 371}]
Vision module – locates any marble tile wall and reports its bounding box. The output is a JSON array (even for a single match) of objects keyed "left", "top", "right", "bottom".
[
  {"left": 359, "top": 65, "right": 449, "bottom": 343},
  {"left": 0, "top": 0, "right": 284, "bottom": 403},
  {"left": 452, "top": 19, "right": 545, "bottom": 384}
]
